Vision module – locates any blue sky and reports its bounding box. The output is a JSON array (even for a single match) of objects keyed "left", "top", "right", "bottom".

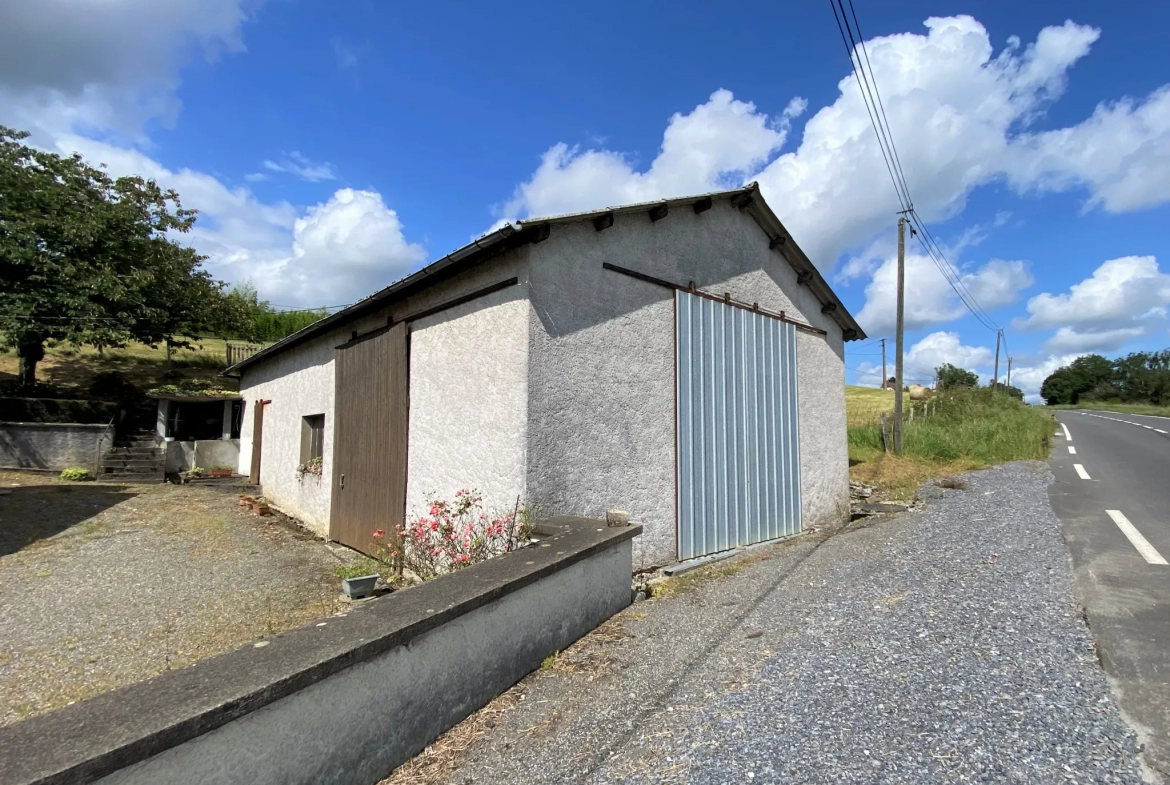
[{"left": 3, "top": 0, "right": 1169, "bottom": 399}]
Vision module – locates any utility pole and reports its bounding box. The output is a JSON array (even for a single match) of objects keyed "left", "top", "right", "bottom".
[
  {"left": 1006, "top": 356, "right": 1013, "bottom": 389},
  {"left": 894, "top": 216, "right": 906, "bottom": 455},
  {"left": 881, "top": 338, "right": 887, "bottom": 389},
  {"left": 993, "top": 329, "right": 1002, "bottom": 389}
]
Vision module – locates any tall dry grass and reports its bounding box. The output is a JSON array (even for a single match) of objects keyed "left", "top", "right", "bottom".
[{"left": 848, "top": 388, "right": 1054, "bottom": 497}]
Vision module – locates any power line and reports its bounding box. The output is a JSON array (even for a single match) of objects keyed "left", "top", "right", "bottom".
[{"left": 828, "top": 1, "right": 1003, "bottom": 335}]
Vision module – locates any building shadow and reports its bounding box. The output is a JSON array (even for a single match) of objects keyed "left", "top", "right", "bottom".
[{"left": 0, "top": 484, "right": 138, "bottom": 557}]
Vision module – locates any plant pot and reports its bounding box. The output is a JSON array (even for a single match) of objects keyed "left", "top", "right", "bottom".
[
  {"left": 341, "top": 574, "right": 379, "bottom": 599},
  {"left": 209, "top": 470, "right": 233, "bottom": 478},
  {"left": 238, "top": 496, "right": 253, "bottom": 507},
  {"left": 254, "top": 504, "right": 270, "bottom": 516}
]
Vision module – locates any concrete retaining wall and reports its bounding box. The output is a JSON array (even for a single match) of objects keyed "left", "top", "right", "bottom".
[
  {"left": 164, "top": 440, "right": 241, "bottom": 474},
  {"left": 0, "top": 422, "right": 114, "bottom": 473},
  {"left": 0, "top": 517, "right": 639, "bottom": 785}
]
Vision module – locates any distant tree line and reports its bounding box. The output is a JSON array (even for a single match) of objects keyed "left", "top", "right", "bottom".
[{"left": 1041, "top": 350, "right": 1170, "bottom": 406}]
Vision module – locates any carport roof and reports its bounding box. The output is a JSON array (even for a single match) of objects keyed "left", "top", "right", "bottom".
[{"left": 225, "top": 183, "right": 865, "bottom": 375}]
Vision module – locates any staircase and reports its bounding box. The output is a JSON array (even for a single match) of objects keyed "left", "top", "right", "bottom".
[{"left": 101, "top": 430, "right": 165, "bottom": 483}]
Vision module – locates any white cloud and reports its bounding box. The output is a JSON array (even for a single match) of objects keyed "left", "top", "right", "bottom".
[
  {"left": 854, "top": 331, "right": 993, "bottom": 386},
  {"left": 259, "top": 152, "right": 336, "bottom": 182},
  {"left": 1006, "top": 86, "right": 1170, "bottom": 212},
  {"left": 0, "top": 0, "right": 429, "bottom": 308},
  {"left": 0, "top": 0, "right": 254, "bottom": 139},
  {"left": 1042, "top": 326, "right": 1146, "bottom": 354},
  {"left": 498, "top": 16, "right": 1170, "bottom": 279},
  {"left": 1004, "top": 353, "right": 1086, "bottom": 402},
  {"left": 855, "top": 254, "right": 1032, "bottom": 335},
  {"left": 254, "top": 189, "right": 427, "bottom": 305},
  {"left": 499, "top": 89, "right": 793, "bottom": 219},
  {"left": 1015, "top": 255, "right": 1170, "bottom": 331}
]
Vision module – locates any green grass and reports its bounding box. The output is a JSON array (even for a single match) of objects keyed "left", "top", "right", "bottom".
[
  {"left": 844, "top": 384, "right": 894, "bottom": 425},
  {"left": 848, "top": 388, "right": 1054, "bottom": 498},
  {"left": 0, "top": 336, "right": 263, "bottom": 396},
  {"left": 1046, "top": 401, "right": 1170, "bottom": 418}
]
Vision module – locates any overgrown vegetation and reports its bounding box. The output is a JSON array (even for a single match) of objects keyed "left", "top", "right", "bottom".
[
  {"left": 1041, "top": 350, "right": 1170, "bottom": 406},
  {"left": 59, "top": 467, "right": 93, "bottom": 482},
  {"left": 848, "top": 387, "right": 1053, "bottom": 498}
]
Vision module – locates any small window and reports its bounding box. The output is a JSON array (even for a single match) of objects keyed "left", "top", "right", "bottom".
[{"left": 301, "top": 414, "right": 325, "bottom": 464}]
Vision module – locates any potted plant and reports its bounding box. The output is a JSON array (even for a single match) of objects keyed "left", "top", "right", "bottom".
[
  {"left": 186, "top": 466, "right": 205, "bottom": 482},
  {"left": 238, "top": 494, "right": 255, "bottom": 507},
  {"left": 253, "top": 496, "right": 271, "bottom": 516},
  {"left": 208, "top": 465, "right": 233, "bottom": 478}
]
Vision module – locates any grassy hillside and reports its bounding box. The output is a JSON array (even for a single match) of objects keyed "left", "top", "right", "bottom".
[
  {"left": 0, "top": 338, "right": 251, "bottom": 398},
  {"left": 847, "top": 386, "right": 1054, "bottom": 499},
  {"left": 845, "top": 384, "right": 894, "bottom": 425}
]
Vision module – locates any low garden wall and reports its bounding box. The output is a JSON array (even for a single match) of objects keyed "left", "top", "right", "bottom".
[
  {"left": 0, "top": 422, "right": 115, "bottom": 473},
  {"left": 0, "top": 516, "right": 640, "bottom": 785},
  {"left": 164, "top": 439, "right": 240, "bottom": 473}
]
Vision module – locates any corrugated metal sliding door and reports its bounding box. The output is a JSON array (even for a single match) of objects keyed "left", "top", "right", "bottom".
[
  {"left": 676, "top": 290, "right": 801, "bottom": 560},
  {"left": 330, "top": 321, "right": 409, "bottom": 554}
]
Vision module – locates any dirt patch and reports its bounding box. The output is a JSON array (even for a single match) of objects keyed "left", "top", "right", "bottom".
[{"left": 0, "top": 471, "right": 346, "bottom": 726}]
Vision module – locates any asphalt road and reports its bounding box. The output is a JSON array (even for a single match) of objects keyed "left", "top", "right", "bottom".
[{"left": 1050, "top": 410, "right": 1170, "bottom": 782}]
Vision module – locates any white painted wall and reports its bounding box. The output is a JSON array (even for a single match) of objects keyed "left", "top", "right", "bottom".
[
  {"left": 526, "top": 201, "right": 848, "bottom": 567},
  {"left": 238, "top": 256, "right": 532, "bottom": 538},
  {"left": 406, "top": 287, "right": 530, "bottom": 519}
]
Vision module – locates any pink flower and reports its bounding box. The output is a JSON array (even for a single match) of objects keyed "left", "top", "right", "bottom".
[{"left": 372, "top": 529, "right": 385, "bottom": 539}]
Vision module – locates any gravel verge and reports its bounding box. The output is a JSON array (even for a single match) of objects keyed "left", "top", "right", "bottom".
[
  {"left": 397, "top": 462, "right": 1144, "bottom": 785},
  {"left": 0, "top": 472, "right": 348, "bottom": 727}
]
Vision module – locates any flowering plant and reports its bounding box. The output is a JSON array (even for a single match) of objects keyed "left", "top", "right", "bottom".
[
  {"left": 296, "top": 456, "right": 322, "bottom": 478},
  {"left": 377, "top": 489, "right": 530, "bottom": 579}
]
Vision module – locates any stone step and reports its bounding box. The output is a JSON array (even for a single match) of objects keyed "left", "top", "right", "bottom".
[
  {"left": 99, "top": 473, "right": 163, "bottom": 484},
  {"left": 103, "top": 461, "right": 165, "bottom": 471}
]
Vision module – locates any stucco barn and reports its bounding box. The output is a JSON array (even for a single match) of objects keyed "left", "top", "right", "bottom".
[{"left": 226, "top": 183, "right": 865, "bottom": 568}]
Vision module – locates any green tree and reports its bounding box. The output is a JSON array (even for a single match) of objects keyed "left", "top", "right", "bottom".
[
  {"left": 1039, "top": 354, "right": 1115, "bottom": 405},
  {"left": 0, "top": 126, "right": 226, "bottom": 386},
  {"left": 936, "top": 363, "right": 979, "bottom": 390}
]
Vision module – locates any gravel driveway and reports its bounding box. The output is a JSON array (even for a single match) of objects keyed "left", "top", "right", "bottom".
[
  {"left": 394, "top": 462, "right": 1145, "bottom": 785},
  {"left": 0, "top": 472, "right": 346, "bottom": 727}
]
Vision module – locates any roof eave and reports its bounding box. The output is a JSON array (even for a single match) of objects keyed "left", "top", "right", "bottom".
[{"left": 738, "top": 184, "right": 867, "bottom": 342}]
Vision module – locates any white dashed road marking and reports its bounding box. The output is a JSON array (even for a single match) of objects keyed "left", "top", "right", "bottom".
[
  {"left": 1068, "top": 446, "right": 1077, "bottom": 454},
  {"left": 1157, "top": 429, "right": 1168, "bottom": 434},
  {"left": 1074, "top": 464, "right": 1092, "bottom": 480},
  {"left": 1061, "top": 423, "right": 1071, "bottom": 440},
  {"left": 1106, "top": 510, "right": 1169, "bottom": 566}
]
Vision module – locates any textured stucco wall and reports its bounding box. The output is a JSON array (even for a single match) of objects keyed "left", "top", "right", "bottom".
[
  {"left": 527, "top": 201, "right": 848, "bottom": 567},
  {"left": 164, "top": 440, "right": 240, "bottom": 474},
  {"left": 94, "top": 536, "right": 633, "bottom": 785},
  {"left": 0, "top": 422, "right": 114, "bottom": 472},
  {"left": 238, "top": 257, "right": 531, "bottom": 537},
  {"left": 406, "top": 287, "right": 530, "bottom": 519}
]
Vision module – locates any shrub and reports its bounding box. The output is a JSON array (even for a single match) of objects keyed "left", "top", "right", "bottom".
[
  {"left": 60, "top": 467, "right": 93, "bottom": 482},
  {"left": 88, "top": 371, "right": 141, "bottom": 401},
  {"left": 376, "top": 490, "right": 531, "bottom": 579},
  {"left": 0, "top": 398, "right": 119, "bottom": 424},
  {"left": 187, "top": 466, "right": 205, "bottom": 477}
]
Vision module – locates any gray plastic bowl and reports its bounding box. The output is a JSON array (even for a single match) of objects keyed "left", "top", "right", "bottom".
[{"left": 341, "top": 574, "right": 379, "bottom": 599}]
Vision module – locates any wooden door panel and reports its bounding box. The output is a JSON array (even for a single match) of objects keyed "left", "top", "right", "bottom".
[{"left": 329, "top": 322, "right": 408, "bottom": 553}]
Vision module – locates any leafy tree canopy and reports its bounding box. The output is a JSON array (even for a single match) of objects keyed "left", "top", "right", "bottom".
[
  {"left": 0, "top": 126, "right": 234, "bottom": 386},
  {"left": 936, "top": 363, "right": 979, "bottom": 390}
]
